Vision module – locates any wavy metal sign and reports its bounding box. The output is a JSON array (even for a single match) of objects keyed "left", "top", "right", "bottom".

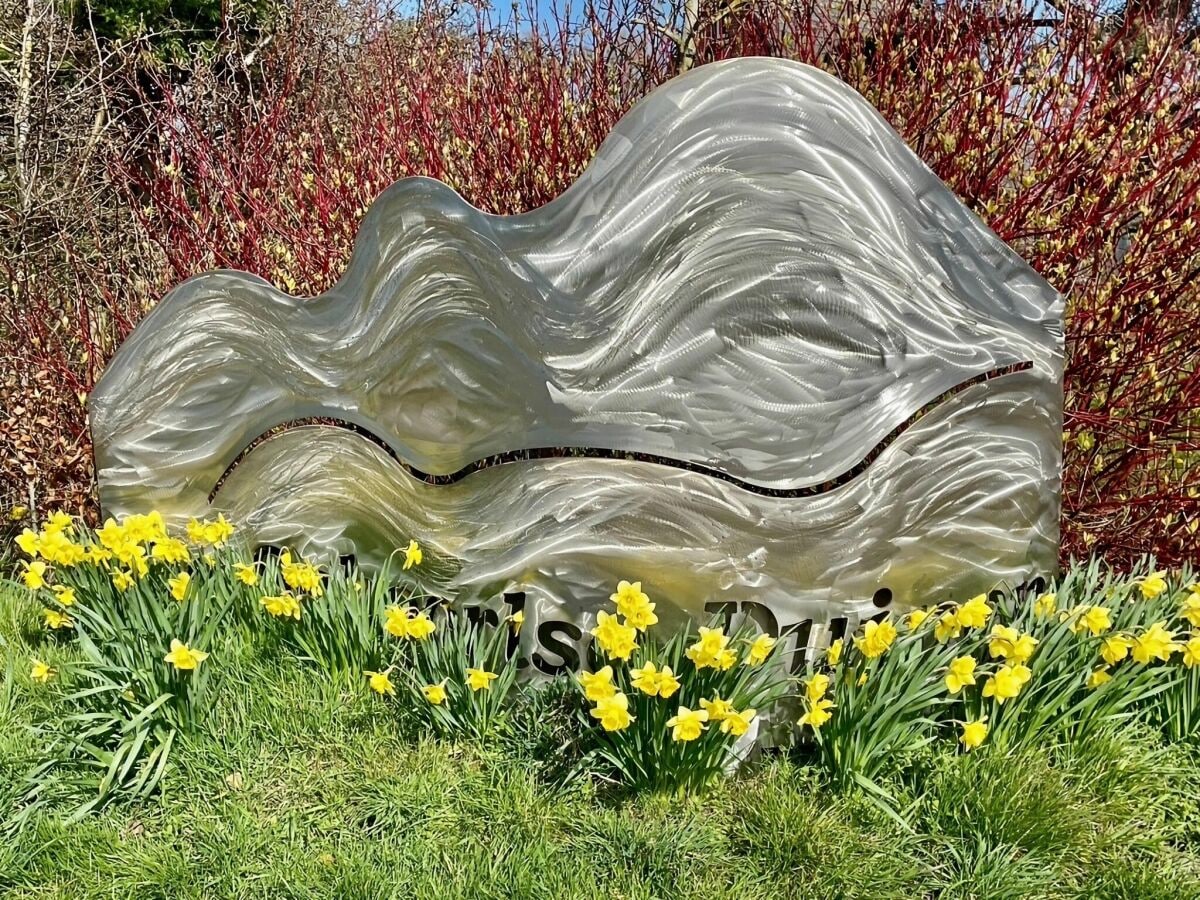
[{"left": 90, "top": 58, "right": 1063, "bottom": 661}]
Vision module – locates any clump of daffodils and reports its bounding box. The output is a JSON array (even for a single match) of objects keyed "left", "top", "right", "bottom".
[
  {"left": 590, "top": 579, "right": 654, "bottom": 660},
  {"left": 14, "top": 509, "right": 245, "bottom": 607},
  {"left": 11, "top": 513, "right": 459, "bottom": 810},
  {"left": 250, "top": 547, "right": 335, "bottom": 624},
  {"left": 573, "top": 580, "right": 785, "bottom": 791},
  {"left": 261, "top": 593, "right": 302, "bottom": 620},
  {"left": 279, "top": 550, "right": 324, "bottom": 598},
  {"left": 362, "top": 551, "right": 518, "bottom": 742},
  {"left": 384, "top": 604, "right": 437, "bottom": 640},
  {"left": 186, "top": 514, "right": 236, "bottom": 547},
  {"left": 797, "top": 673, "right": 834, "bottom": 729},
  {"left": 801, "top": 565, "right": 1200, "bottom": 782},
  {"left": 798, "top": 594, "right": 1020, "bottom": 766}
]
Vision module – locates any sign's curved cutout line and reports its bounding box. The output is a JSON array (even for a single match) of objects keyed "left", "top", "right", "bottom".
[{"left": 206, "top": 361, "right": 1035, "bottom": 504}]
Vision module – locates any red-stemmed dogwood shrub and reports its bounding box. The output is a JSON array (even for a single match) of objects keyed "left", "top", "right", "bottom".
[{"left": 3, "top": 0, "right": 1198, "bottom": 567}]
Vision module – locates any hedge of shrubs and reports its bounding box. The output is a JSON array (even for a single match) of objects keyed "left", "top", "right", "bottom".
[{"left": 4, "top": 1, "right": 1199, "bottom": 566}]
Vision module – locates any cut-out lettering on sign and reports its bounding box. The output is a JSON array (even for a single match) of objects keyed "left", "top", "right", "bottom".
[{"left": 90, "top": 58, "right": 1063, "bottom": 646}]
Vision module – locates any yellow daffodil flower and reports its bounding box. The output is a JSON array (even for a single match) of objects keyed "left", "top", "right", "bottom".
[
  {"left": 36, "top": 537, "right": 72, "bottom": 568},
  {"left": 50, "top": 537, "right": 90, "bottom": 565},
  {"left": 43, "top": 608, "right": 72, "bottom": 630},
  {"left": 53, "top": 540, "right": 87, "bottom": 567},
  {"left": 36, "top": 530, "right": 86, "bottom": 567},
  {"left": 422, "top": 681, "right": 448, "bottom": 704},
  {"left": 855, "top": 619, "right": 898, "bottom": 658},
  {"left": 233, "top": 563, "right": 258, "bottom": 586},
  {"left": 590, "top": 692, "right": 633, "bottom": 731},
  {"left": 685, "top": 625, "right": 730, "bottom": 669},
  {"left": 168, "top": 572, "right": 191, "bottom": 602},
  {"left": 826, "top": 638, "right": 844, "bottom": 666},
  {"left": 804, "top": 673, "right": 830, "bottom": 704},
  {"left": 207, "top": 514, "right": 235, "bottom": 545},
  {"left": 1138, "top": 571, "right": 1169, "bottom": 600},
  {"left": 666, "top": 705, "right": 709, "bottom": 741},
  {"left": 96, "top": 518, "right": 127, "bottom": 550},
  {"left": 1180, "top": 592, "right": 1200, "bottom": 628},
  {"left": 407, "top": 612, "right": 436, "bottom": 640},
  {"left": 720, "top": 708, "right": 756, "bottom": 736},
  {"left": 365, "top": 668, "right": 395, "bottom": 696},
  {"left": 403, "top": 539, "right": 423, "bottom": 570},
  {"left": 111, "top": 569, "right": 135, "bottom": 592},
  {"left": 631, "top": 662, "right": 662, "bottom": 696},
  {"left": 84, "top": 544, "right": 111, "bottom": 566},
  {"left": 466, "top": 668, "right": 498, "bottom": 691},
  {"left": 34, "top": 529, "right": 66, "bottom": 558},
  {"left": 715, "top": 647, "right": 738, "bottom": 670},
  {"left": 1009, "top": 633, "right": 1038, "bottom": 664},
  {"left": 981, "top": 663, "right": 1031, "bottom": 704},
  {"left": 956, "top": 594, "right": 993, "bottom": 629},
  {"left": 9, "top": 505, "right": 27, "bottom": 521},
  {"left": 42, "top": 543, "right": 83, "bottom": 572},
  {"left": 164, "top": 639, "right": 208, "bottom": 671},
  {"left": 44, "top": 511, "right": 74, "bottom": 534},
  {"left": 988, "top": 625, "right": 1038, "bottom": 664},
  {"left": 114, "top": 542, "right": 149, "bottom": 578},
  {"left": 960, "top": 719, "right": 988, "bottom": 750},
  {"left": 1182, "top": 634, "right": 1200, "bottom": 669},
  {"left": 261, "top": 593, "right": 302, "bottom": 620},
  {"left": 1131, "top": 621, "right": 1181, "bottom": 664},
  {"left": 1100, "top": 633, "right": 1133, "bottom": 665},
  {"left": 610, "top": 580, "right": 658, "bottom": 632},
  {"left": 987, "top": 625, "right": 1019, "bottom": 659},
  {"left": 509, "top": 610, "right": 525, "bottom": 635},
  {"left": 1034, "top": 592, "right": 1057, "bottom": 617},
  {"left": 656, "top": 666, "right": 681, "bottom": 698},
  {"left": 935, "top": 610, "right": 962, "bottom": 643},
  {"left": 187, "top": 514, "right": 234, "bottom": 547},
  {"left": 16, "top": 528, "right": 40, "bottom": 557},
  {"left": 620, "top": 600, "right": 658, "bottom": 632},
  {"left": 22, "top": 560, "right": 48, "bottom": 590},
  {"left": 799, "top": 697, "right": 835, "bottom": 729},
  {"left": 122, "top": 511, "right": 166, "bottom": 544},
  {"left": 51, "top": 585, "right": 76, "bottom": 606},
  {"left": 592, "top": 610, "right": 638, "bottom": 661},
  {"left": 945, "top": 656, "right": 977, "bottom": 694},
  {"left": 746, "top": 633, "right": 777, "bottom": 666},
  {"left": 578, "top": 666, "right": 617, "bottom": 702},
  {"left": 700, "top": 695, "right": 735, "bottom": 722},
  {"left": 384, "top": 605, "right": 412, "bottom": 638},
  {"left": 381, "top": 605, "right": 435, "bottom": 641},
  {"left": 1087, "top": 666, "right": 1112, "bottom": 688},
  {"left": 280, "top": 551, "right": 323, "bottom": 596},
  {"left": 30, "top": 658, "right": 56, "bottom": 683},
  {"left": 905, "top": 608, "right": 930, "bottom": 631},
  {"left": 151, "top": 537, "right": 191, "bottom": 565},
  {"left": 610, "top": 579, "right": 647, "bottom": 610},
  {"left": 1072, "top": 605, "right": 1112, "bottom": 636}
]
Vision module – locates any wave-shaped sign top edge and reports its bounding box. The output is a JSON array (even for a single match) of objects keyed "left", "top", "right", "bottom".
[{"left": 91, "top": 56, "right": 1063, "bottom": 516}]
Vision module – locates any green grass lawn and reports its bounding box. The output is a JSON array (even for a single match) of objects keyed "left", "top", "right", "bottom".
[{"left": 3, "top": 582, "right": 1200, "bottom": 900}]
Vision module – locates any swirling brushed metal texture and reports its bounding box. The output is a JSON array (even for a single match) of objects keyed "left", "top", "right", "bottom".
[
  {"left": 211, "top": 372, "right": 1059, "bottom": 630},
  {"left": 90, "top": 57, "right": 1063, "bottom": 624}
]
